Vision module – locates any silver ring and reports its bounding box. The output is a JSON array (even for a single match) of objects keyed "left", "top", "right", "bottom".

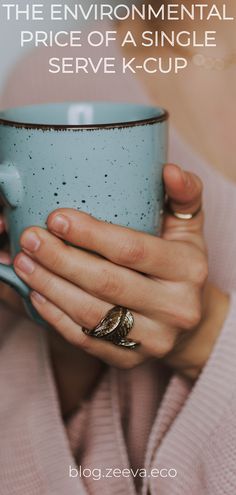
[
  {"left": 166, "top": 204, "right": 202, "bottom": 220},
  {"left": 82, "top": 306, "right": 140, "bottom": 350}
]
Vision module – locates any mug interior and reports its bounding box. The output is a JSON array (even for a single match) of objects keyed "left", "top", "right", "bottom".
[{"left": 0, "top": 102, "right": 168, "bottom": 129}]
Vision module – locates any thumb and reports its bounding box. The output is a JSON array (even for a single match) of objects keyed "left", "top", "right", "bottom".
[
  {"left": 163, "top": 163, "right": 203, "bottom": 216},
  {"left": 162, "top": 164, "right": 205, "bottom": 247}
]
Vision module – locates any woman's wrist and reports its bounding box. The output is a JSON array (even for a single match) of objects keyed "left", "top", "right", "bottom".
[{"left": 164, "top": 283, "right": 230, "bottom": 380}]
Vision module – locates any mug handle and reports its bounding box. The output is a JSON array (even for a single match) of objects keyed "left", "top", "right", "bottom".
[
  {"left": 0, "top": 162, "right": 29, "bottom": 298},
  {"left": 0, "top": 264, "right": 29, "bottom": 298}
]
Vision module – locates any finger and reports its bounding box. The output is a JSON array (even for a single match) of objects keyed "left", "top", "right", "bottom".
[
  {"left": 18, "top": 228, "right": 164, "bottom": 314},
  {"left": 14, "top": 251, "right": 146, "bottom": 348},
  {"left": 29, "top": 294, "right": 144, "bottom": 369},
  {"left": 44, "top": 210, "right": 204, "bottom": 282},
  {"left": 14, "top": 252, "right": 112, "bottom": 329},
  {"left": 18, "top": 227, "right": 204, "bottom": 317},
  {"left": 30, "top": 291, "right": 178, "bottom": 364},
  {"left": 163, "top": 164, "right": 203, "bottom": 215},
  {"left": 13, "top": 252, "right": 172, "bottom": 361},
  {"left": 162, "top": 164, "right": 205, "bottom": 250}
]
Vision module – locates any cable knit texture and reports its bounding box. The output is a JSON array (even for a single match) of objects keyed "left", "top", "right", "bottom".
[{"left": 1, "top": 35, "right": 236, "bottom": 494}]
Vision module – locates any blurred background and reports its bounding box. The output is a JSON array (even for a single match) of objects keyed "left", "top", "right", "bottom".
[
  {"left": 0, "top": 0, "right": 94, "bottom": 95},
  {"left": 0, "top": 0, "right": 135, "bottom": 109}
]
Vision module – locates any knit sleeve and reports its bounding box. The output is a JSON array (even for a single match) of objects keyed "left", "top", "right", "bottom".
[
  {"left": 184, "top": 290, "right": 236, "bottom": 430},
  {"left": 147, "top": 292, "right": 236, "bottom": 495}
]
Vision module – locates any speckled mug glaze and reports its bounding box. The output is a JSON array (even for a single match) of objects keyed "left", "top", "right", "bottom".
[{"left": 0, "top": 102, "right": 168, "bottom": 322}]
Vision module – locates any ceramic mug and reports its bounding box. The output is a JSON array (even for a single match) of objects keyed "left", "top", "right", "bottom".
[{"left": 0, "top": 101, "right": 168, "bottom": 321}]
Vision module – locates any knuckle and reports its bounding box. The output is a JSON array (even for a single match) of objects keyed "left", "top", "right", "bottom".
[
  {"left": 192, "top": 258, "right": 208, "bottom": 285},
  {"left": 179, "top": 305, "right": 202, "bottom": 330},
  {"left": 171, "top": 288, "right": 202, "bottom": 329},
  {"left": 117, "top": 237, "right": 146, "bottom": 266},
  {"left": 97, "top": 268, "right": 121, "bottom": 298},
  {"left": 37, "top": 274, "right": 57, "bottom": 296},
  {"left": 155, "top": 337, "right": 175, "bottom": 359},
  {"left": 47, "top": 247, "right": 64, "bottom": 271},
  {"left": 50, "top": 307, "right": 67, "bottom": 328}
]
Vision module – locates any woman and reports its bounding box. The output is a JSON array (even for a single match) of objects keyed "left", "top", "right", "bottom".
[{"left": 0, "top": 1, "right": 235, "bottom": 493}]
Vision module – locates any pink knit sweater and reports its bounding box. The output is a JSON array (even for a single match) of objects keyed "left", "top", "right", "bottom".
[{"left": 1, "top": 39, "right": 236, "bottom": 495}]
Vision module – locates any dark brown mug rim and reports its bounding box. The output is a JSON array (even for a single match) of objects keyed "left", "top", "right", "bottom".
[{"left": 0, "top": 104, "right": 169, "bottom": 130}]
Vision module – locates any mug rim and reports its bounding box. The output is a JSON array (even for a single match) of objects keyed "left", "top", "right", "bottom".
[{"left": 0, "top": 102, "right": 169, "bottom": 130}]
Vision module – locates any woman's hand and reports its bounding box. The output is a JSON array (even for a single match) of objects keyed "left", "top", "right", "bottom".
[{"left": 12, "top": 164, "right": 227, "bottom": 377}]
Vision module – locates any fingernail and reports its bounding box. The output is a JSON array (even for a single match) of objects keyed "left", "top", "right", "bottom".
[
  {"left": 15, "top": 254, "right": 35, "bottom": 274},
  {"left": 49, "top": 214, "right": 69, "bottom": 234},
  {"left": 21, "top": 232, "right": 41, "bottom": 252},
  {"left": 31, "top": 291, "right": 46, "bottom": 304}
]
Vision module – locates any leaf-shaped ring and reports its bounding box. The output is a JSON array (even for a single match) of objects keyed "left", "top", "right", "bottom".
[{"left": 82, "top": 306, "right": 140, "bottom": 350}]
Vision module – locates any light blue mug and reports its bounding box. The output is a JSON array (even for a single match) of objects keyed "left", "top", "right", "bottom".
[{"left": 0, "top": 101, "right": 168, "bottom": 321}]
